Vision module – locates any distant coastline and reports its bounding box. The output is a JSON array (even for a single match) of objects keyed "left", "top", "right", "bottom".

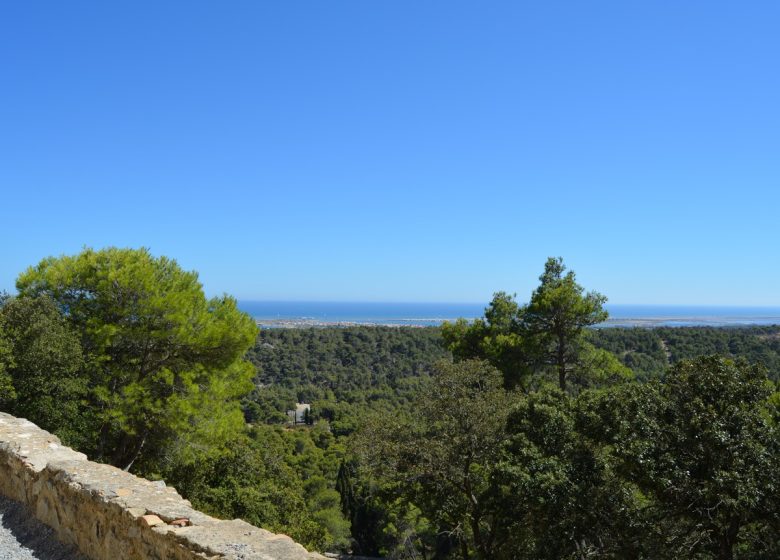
[{"left": 238, "top": 301, "right": 780, "bottom": 329}]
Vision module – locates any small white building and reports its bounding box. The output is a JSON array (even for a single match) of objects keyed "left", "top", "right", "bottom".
[{"left": 286, "top": 403, "right": 310, "bottom": 425}]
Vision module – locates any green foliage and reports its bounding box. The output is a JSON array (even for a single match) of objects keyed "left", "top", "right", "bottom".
[
  {"left": 355, "top": 360, "right": 521, "bottom": 559},
  {"left": 7, "top": 248, "right": 780, "bottom": 558},
  {"left": 0, "top": 293, "right": 14, "bottom": 402},
  {"left": 0, "top": 332, "right": 14, "bottom": 403},
  {"left": 350, "top": 327, "right": 780, "bottom": 558},
  {"left": 524, "top": 257, "right": 608, "bottom": 391},
  {"left": 497, "top": 388, "right": 645, "bottom": 559},
  {"left": 245, "top": 326, "right": 449, "bottom": 432},
  {"left": 592, "top": 325, "right": 780, "bottom": 382},
  {"left": 0, "top": 295, "right": 91, "bottom": 448},
  {"left": 581, "top": 356, "right": 780, "bottom": 559},
  {"left": 441, "top": 292, "right": 527, "bottom": 388},
  {"left": 15, "top": 247, "right": 258, "bottom": 470},
  {"left": 442, "top": 258, "right": 611, "bottom": 392},
  {"left": 162, "top": 427, "right": 328, "bottom": 550},
  {"left": 570, "top": 336, "right": 634, "bottom": 390},
  {"left": 158, "top": 421, "right": 352, "bottom": 553}
]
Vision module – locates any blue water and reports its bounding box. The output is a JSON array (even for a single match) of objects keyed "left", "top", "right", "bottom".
[
  {"left": 601, "top": 305, "right": 780, "bottom": 327},
  {"left": 238, "top": 301, "right": 780, "bottom": 328},
  {"left": 239, "top": 301, "right": 485, "bottom": 326}
]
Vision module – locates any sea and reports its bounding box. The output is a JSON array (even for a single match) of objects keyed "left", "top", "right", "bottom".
[{"left": 237, "top": 301, "right": 780, "bottom": 329}]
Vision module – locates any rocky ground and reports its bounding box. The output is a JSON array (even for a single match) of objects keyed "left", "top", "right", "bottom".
[{"left": 0, "top": 496, "right": 85, "bottom": 560}]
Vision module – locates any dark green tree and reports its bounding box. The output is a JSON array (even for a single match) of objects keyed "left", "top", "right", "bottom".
[
  {"left": 497, "top": 388, "right": 646, "bottom": 559},
  {"left": 580, "top": 356, "right": 780, "bottom": 559},
  {"left": 0, "top": 295, "right": 90, "bottom": 447},
  {"left": 441, "top": 292, "right": 528, "bottom": 388},
  {"left": 0, "top": 332, "right": 14, "bottom": 404},
  {"left": 355, "top": 359, "right": 519, "bottom": 559},
  {"left": 336, "top": 460, "right": 384, "bottom": 555},
  {"left": 15, "top": 247, "right": 258, "bottom": 470},
  {"left": 166, "top": 430, "right": 329, "bottom": 551},
  {"left": 442, "top": 261, "right": 619, "bottom": 392},
  {"left": 523, "top": 257, "right": 608, "bottom": 391}
]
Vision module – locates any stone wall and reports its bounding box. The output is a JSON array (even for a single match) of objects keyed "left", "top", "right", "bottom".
[{"left": 0, "top": 412, "right": 324, "bottom": 560}]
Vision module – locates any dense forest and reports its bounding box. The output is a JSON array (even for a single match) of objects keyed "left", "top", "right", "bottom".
[
  {"left": 243, "top": 327, "right": 448, "bottom": 433},
  {"left": 244, "top": 323, "right": 780, "bottom": 422},
  {"left": 1, "top": 249, "right": 780, "bottom": 559},
  {"left": 238, "top": 322, "right": 780, "bottom": 558},
  {"left": 591, "top": 325, "right": 780, "bottom": 381}
]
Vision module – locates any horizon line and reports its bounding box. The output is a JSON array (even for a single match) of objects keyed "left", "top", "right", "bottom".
[{"left": 234, "top": 299, "right": 780, "bottom": 308}]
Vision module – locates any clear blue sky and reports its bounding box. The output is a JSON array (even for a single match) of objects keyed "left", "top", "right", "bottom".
[{"left": 2, "top": 2, "right": 779, "bottom": 305}]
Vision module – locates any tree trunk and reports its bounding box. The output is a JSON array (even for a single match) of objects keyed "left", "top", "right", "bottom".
[
  {"left": 460, "top": 538, "right": 469, "bottom": 560},
  {"left": 111, "top": 431, "right": 147, "bottom": 471},
  {"left": 122, "top": 432, "right": 147, "bottom": 472},
  {"left": 716, "top": 518, "right": 740, "bottom": 560},
  {"left": 97, "top": 422, "right": 112, "bottom": 459},
  {"left": 471, "top": 514, "right": 491, "bottom": 559}
]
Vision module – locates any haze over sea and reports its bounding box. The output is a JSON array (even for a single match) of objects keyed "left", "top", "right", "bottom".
[{"left": 238, "top": 301, "right": 780, "bottom": 329}]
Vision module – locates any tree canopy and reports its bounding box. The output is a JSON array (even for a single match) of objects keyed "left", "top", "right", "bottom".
[
  {"left": 0, "top": 294, "right": 88, "bottom": 447},
  {"left": 14, "top": 247, "right": 258, "bottom": 469},
  {"left": 442, "top": 257, "right": 615, "bottom": 392},
  {"left": 4, "top": 248, "right": 780, "bottom": 558},
  {"left": 580, "top": 356, "right": 780, "bottom": 559},
  {"left": 524, "top": 257, "right": 608, "bottom": 390},
  {"left": 354, "top": 359, "right": 519, "bottom": 559},
  {"left": 441, "top": 292, "right": 527, "bottom": 387}
]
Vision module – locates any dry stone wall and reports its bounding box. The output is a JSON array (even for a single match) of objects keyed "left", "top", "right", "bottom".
[{"left": 0, "top": 412, "right": 324, "bottom": 560}]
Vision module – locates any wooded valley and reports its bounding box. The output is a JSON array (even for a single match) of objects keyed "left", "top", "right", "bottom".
[{"left": 1, "top": 249, "right": 779, "bottom": 559}]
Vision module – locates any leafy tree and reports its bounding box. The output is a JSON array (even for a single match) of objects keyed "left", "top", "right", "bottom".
[
  {"left": 591, "top": 325, "right": 780, "bottom": 382},
  {"left": 0, "top": 311, "right": 15, "bottom": 397},
  {"left": 497, "top": 388, "right": 645, "bottom": 559},
  {"left": 248, "top": 325, "right": 449, "bottom": 413},
  {"left": 337, "top": 459, "right": 383, "bottom": 555},
  {"left": 165, "top": 428, "right": 330, "bottom": 550},
  {"left": 0, "top": 292, "right": 14, "bottom": 402},
  {"left": 442, "top": 261, "right": 616, "bottom": 392},
  {"left": 524, "top": 257, "right": 608, "bottom": 391},
  {"left": 581, "top": 356, "right": 780, "bottom": 559},
  {"left": 0, "top": 295, "right": 90, "bottom": 447},
  {"left": 355, "top": 359, "right": 519, "bottom": 559},
  {"left": 15, "top": 247, "right": 258, "bottom": 470},
  {"left": 441, "top": 292, "right": 527, "bottom": 388},
  {"left": 0, "top": 334, "right": 13, "bottom": 404},
  {"left": 569, "top": 336, "right": 633, "bottom": 390}
]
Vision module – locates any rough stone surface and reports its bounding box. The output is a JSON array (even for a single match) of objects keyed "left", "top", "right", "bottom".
[
  {"left": 0, "top": 413, "right": 325, "bottom": 560},
  {"left": 0, "top": 495, "right": 86, "bottom": 559}
]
